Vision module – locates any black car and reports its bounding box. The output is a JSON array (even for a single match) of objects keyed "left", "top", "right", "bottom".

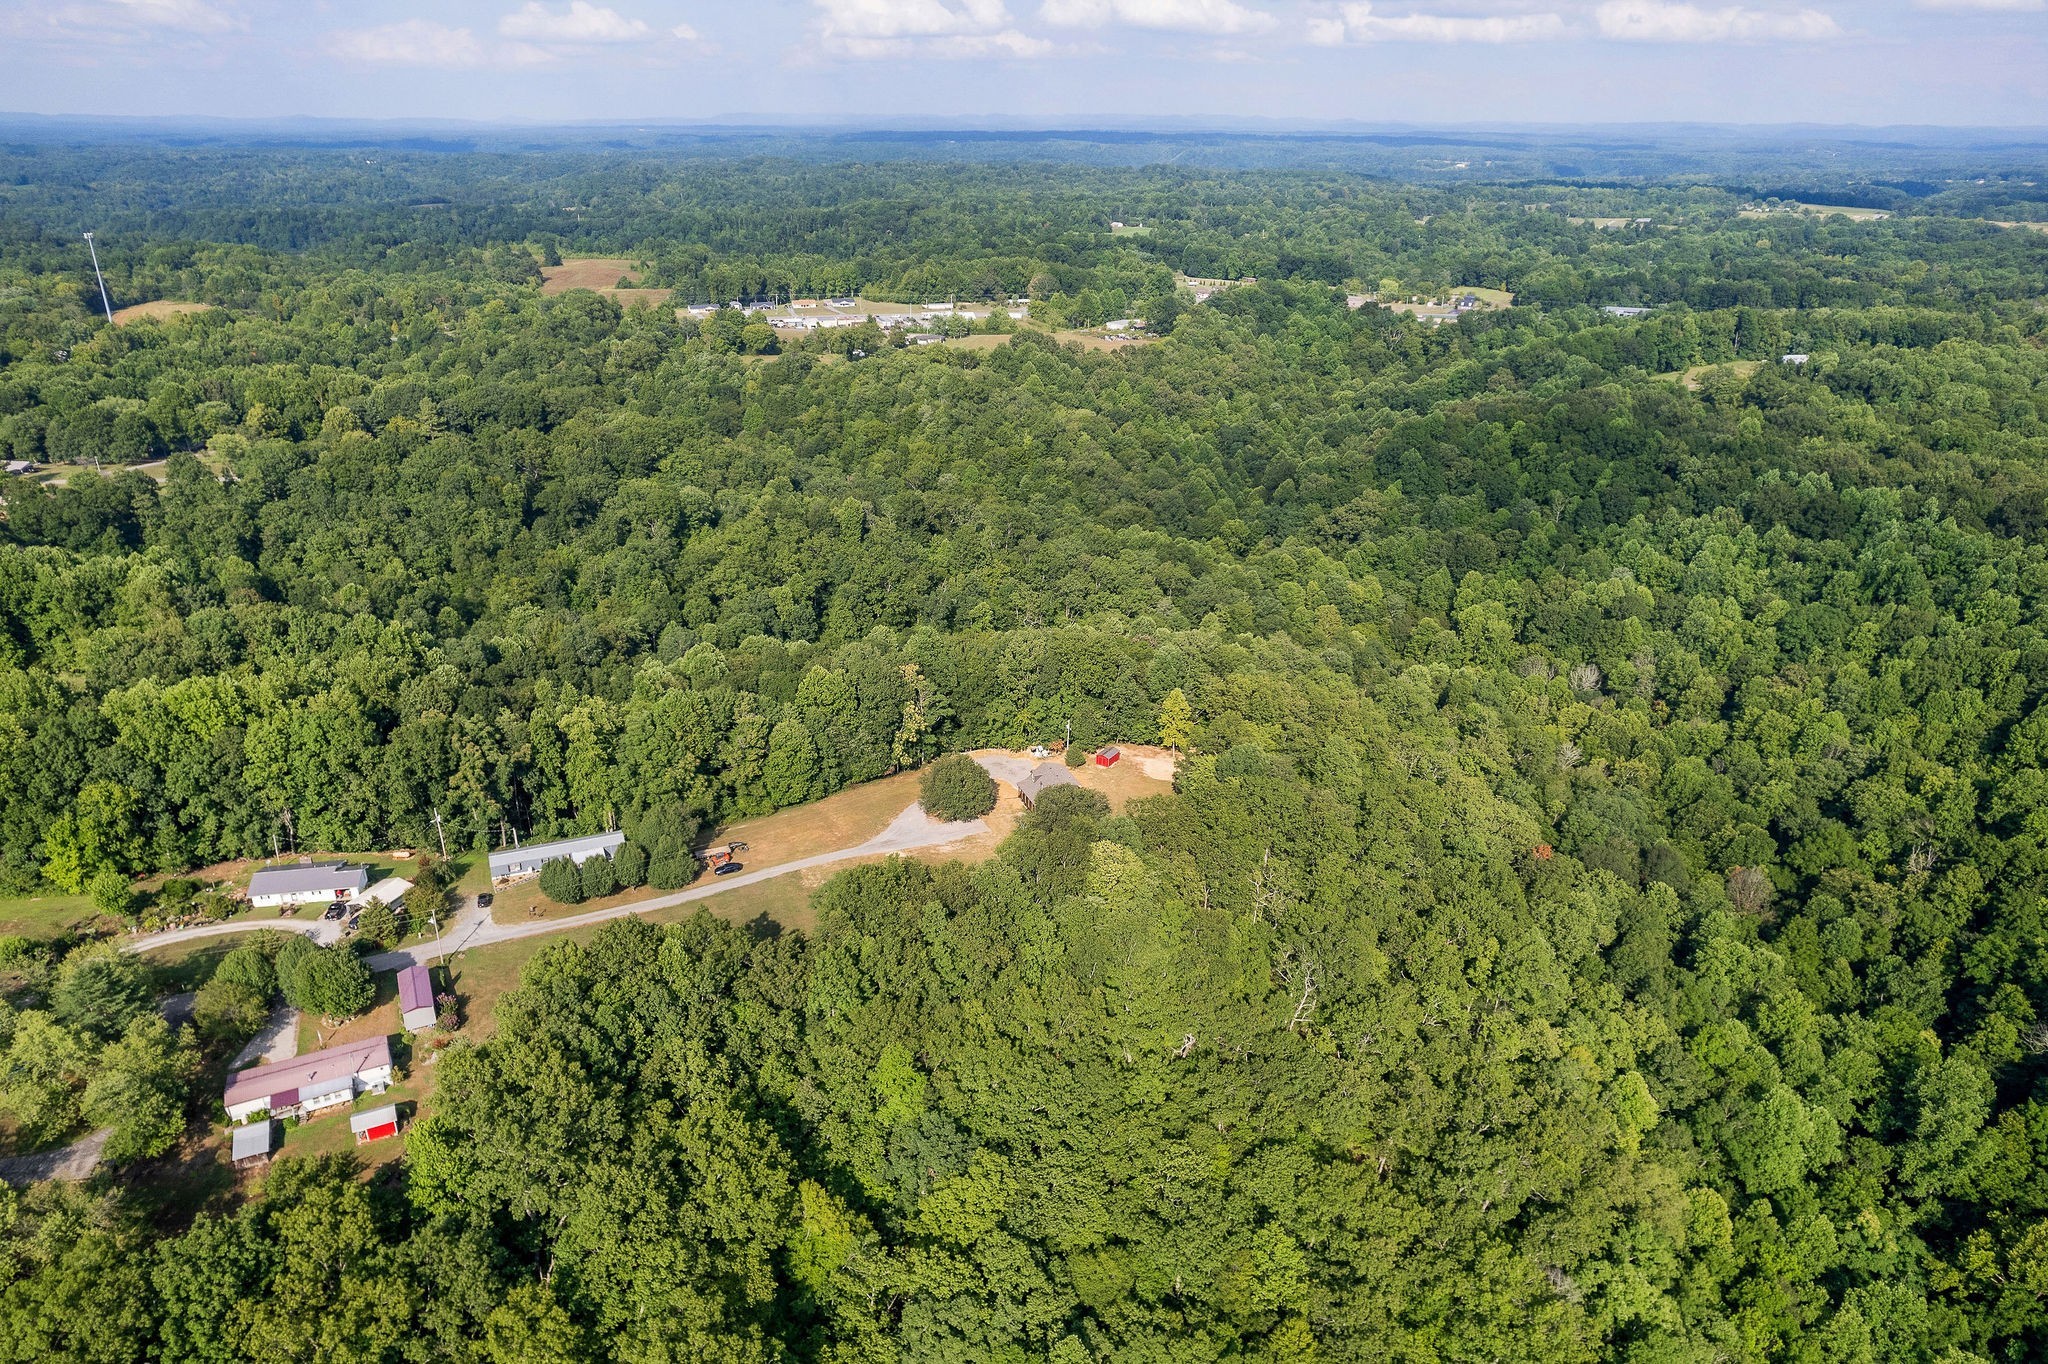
[
  {"left": 713, "top": 862, "right": 743, "bottom": 876},
  {"left": 322, "top": 902, "right": 347, "bottom": 920},
  {"left": 476, "top": 892, "right": 494, "bottom": 908}
]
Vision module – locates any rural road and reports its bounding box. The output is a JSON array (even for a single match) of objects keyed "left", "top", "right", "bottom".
[
  {"left": 364, "top": 802, "right": 986, "bottom": 971},
  {"left": 0, "top": 1127, "right": 111, "bottom": 1187},
  {"left": 121, "top": 801, "right": 987, "bottom": 973}
]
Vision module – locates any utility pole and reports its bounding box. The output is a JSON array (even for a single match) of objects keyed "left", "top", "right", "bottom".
[
  {"left": 83, "top": 233, "right": 113, "bottom": 323},
  {"left": 431, "top": 808, "right": 447, "bottom": 858}
]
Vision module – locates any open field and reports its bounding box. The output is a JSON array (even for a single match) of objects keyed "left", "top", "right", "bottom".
[
  {"left": 1988, "top": 220, "right": 2048, "bottom": 235},
  {"left": 0, "top": 892, "right": 98, "bottom": 939},
  {"left": 110, "top": 300, "right": 213, "bottom": 325},
  {"left": 1110, "top": 223, "right": 1153, "bottom": 236},
  {"left": 939, "top": 333, "right": 1014, "bottom": 351},
  {"left": 540, "top": 257, "right": 672, "bottom": 307},
  {"left": 1666, "top": 360, "right": 1764, "bottom": 391},
  {"left": 1741, "top": 203, "right": 1891, "bottom": 222},
  {"left": 1054, "top": 329, "right": 1160, "bottom": 352}
]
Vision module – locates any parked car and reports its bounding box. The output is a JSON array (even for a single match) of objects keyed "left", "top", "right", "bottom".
[
  {"left": 476, "top": 892, "right": 494, "bottom": 909},
  {"left": 713, "top": 862, "right": 744, "bottom": 876},
  {"left": 322, "top": 902, "right": 346, "bottom": 920}
]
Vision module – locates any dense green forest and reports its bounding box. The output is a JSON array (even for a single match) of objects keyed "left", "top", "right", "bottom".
[{"left": 3, "top": 136, "right": 2048, "bottom": 1362}]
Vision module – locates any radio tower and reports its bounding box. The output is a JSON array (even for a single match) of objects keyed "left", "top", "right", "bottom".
[{"left": 83, "top": 232, "right": 114, "bottom": 323}]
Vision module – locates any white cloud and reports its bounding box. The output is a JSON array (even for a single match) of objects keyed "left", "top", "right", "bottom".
[
  {"left": 499, "top": 2, "right": 651, "bottom": 44},
  {"left": 808, "top": 0, "right": 1053, "bottom": 57},
  {"left": 1040, "top": 0, "right": 1276, "bottom": 34},
  {"left": 330, "top": 20, "right": 493, "bottom": 67},
  {"left": 104, "top": 0, "right": 237, "bottom": 31},
  {"left": 1594, "top": 0, "right": 1841, "bottom": 41},
  {"left": 1913, "top": 0, "right": 2042, "bottom": 9},
  {"left": 1312, "top": 3, "right": 1567, "bottom": 43}
]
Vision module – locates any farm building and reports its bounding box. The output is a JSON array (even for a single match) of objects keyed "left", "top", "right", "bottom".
[
  {"left": 488, "top": 830, "right": 625, "bottom": 882},
  {"left": 224, "top": 1036, "right": 393, "bottom": 1123},
  {"left": 1094, "top": 746, "right": 1122, "bottom": 767},
  {"left": 246, "top": 862, "right": 369, "bottom": 908},
  {"left": 351, "top": 1104, "right": 402, "bottom": 1144},
  {"left": 397, "top": 964, "right": 438, "bottom": 1031},
  {"left": 1016, "top": 764, "right": 1078, "bottom": 809},
  {"left": 360, "top": 876, "right": 412, "bottom": 907},
  {"left": 231, "top": 1119, "right": 276, "bottom": 1167}
]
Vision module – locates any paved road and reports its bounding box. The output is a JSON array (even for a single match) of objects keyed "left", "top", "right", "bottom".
[
  {"left": 119, "top": 801, "right": 986, "bottom": 975},
  {"left": 0, "top": 1127, "right": 111, "bottom": 1187},
  {"left": 367, "top": 803, "right": 987, "bottom": 971},
  {"left": 122, "top": 915, "right": 336, "bottom": 959}
]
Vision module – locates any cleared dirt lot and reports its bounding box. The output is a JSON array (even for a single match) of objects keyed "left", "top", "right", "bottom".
[
  {"left": 111, "top": 300, "right": 213, "bottom": 325},
  {"left": 539, "top": 258, "right": 673, "bottom": 307}
]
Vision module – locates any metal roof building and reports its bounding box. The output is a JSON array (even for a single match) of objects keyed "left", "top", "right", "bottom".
[
  {"left": 246, "top": 862, "right": 369, "bottom": 907},
  {"left": 350, "top": 1104, "right": 401, "bottom": 1144},
  {"left": 397, "top": 964, "right": 437, "bottom": 1031},
  {"left": 360, "top": 876, "right": 413, "bottom": 907},
  {"left": 231, "top": 1119, "right": 276, "bottom": 1166},
  {"left": 224, "top": 1036, "right": 393, "bottom": 1123},
  {"left": 1016, "top": 764, "right": 1079, "bottom": 809},
  {"left": 488, "top": 831, "right": 625, "bottom": 881}
]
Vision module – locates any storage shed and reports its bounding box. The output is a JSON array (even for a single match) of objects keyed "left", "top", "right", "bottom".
[
  {"left": 231, "top": 1119, "right": 276, "bottom": 1167},
  {"left": 1093, "top": 746, "right": 1122, "bottom": 767},
  {"left": 488, "top": 831, "right": 625, "bottom": 882},
  {"left": 397, "top": 964, "right": 438, "bottom": 1031},
  {"left": 350, "top": 1104, "right": 401, "bottom": 1144},
  {"left": 360, "top": 876, "right": 413, "bottom": 907}
]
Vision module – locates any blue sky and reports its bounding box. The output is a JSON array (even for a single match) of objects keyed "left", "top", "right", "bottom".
[{"left": 0, "top": 0, "right": 2041, "bottom": 127}]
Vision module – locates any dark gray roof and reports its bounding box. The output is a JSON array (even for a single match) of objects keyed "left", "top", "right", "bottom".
[
  {"left": 247, "top": 863, "right": 369, "bottom": 898},
  {"left": 1017, "top": 764, "right": 1079, "bottom": 803}
]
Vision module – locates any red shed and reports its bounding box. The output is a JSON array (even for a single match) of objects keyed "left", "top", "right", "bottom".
[
  {"left": 350, "top": 1104, "right": 400, "bottom": 1144},
  {"left": 1094, "top": 746, "right": 1122, "bottom": 767}
]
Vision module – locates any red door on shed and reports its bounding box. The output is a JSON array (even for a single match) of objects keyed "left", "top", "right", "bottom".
[{"left": 360, "top": 1119, "right": 398, "bottom": 1142}]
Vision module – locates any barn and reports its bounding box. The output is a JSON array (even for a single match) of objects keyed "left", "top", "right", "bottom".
[{"left": 350, "top": 1104, "right": 401, "bottom": 1144}]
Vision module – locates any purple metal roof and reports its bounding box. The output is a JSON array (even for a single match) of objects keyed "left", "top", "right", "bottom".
[
  {"left": 397, "top": 964, "right": 432, "bottom": 1014},
  {"left": 223, "top": 1036, "right": 391, "bottom": 1110}
]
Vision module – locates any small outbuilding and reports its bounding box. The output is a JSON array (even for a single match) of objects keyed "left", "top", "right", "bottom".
[
  {"left": 1094, "top": 746, "right": 1122, "bottom": 767},
  {"left": 230, "top": 1119, "right": 276, "bottom": 1167},
  {"left": 350, "top": 1104, "right": 401, "bottom": 1144},
  {"left": 1016, "top": 764, "right": 1078, "bottom": 809},
  {"left": 360, "top": 876, "right": 413, "bottom": 907},
  {"left": 397, "top": 964, "right": 438, "bottom": 1032},
  {"left": 488, "top": 831, "right": 625, "bottom": 882},
  {"left": 1781, "top": 353, "right": 1811, "bottom": 365}
]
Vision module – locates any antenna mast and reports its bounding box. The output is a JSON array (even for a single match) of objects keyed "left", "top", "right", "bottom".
[{"left": 83, "top": 232, "right": 114, "bottom": 323}]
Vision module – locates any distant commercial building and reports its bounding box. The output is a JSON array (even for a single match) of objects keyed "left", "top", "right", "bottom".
[
  {"left": 488, "top": 830, "right": 625, "bottom": 882},
  {"left": 247, "top": 863, "right": 369, "bottom": 908},
  {"left": 397, "top": 964, "right": 438, "bottom": 1032},
  {"left": 225, "top": 1036, "right": 393, "bottom": 1124}
]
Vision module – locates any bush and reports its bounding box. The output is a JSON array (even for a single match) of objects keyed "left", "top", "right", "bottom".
[
  {"left": 282, "top": 944, "right": 374, "bottom": 1019},
  {"left": 648, "top": 848, "right": 696, "bottom": 890},
  {"left": 538, "top": 856, "right": 585, "bottom": 904},
  {"left": 613, "top": 839, "right": 648, "bottom": 887},
  {"left": 214, "top": 944, "right": 277, "bottom": 1000},
  {"left": 581, "top": 854, "right": 619, "bottom": 900},
  {"left": 1064, "top": 742, "right": 1087, "bottom": 768},
  {"left": 356, "top": 903, "right": 400, "bottom": 950},
  {"left": 88, "top": 868, "right": 135, "bottom": 919},
  {"left": 920, "top": 754, "right": 998, "bottom": 822}
]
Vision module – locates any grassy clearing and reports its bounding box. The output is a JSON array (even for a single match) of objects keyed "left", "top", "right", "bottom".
[
  {"left": 1110, "top": 223, "right": 1153, "bottom": 236},
  {"left": 940, "top": 333, "right": 1014, "bottom": 351},
  {"left": 1666, "top": 360, "right": 1764, "bottom": 391},
  {"left": 1053, "top": 330, "right": 1160, "bottom": 352},
  {"left": 0, "top": 892, "right": 101, "bottom": 940},
  {"left": 1741, "top": 203, "right": 1891, "bottom": 222}
]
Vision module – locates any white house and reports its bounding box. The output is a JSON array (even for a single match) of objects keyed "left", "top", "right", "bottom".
[
  {"left": 224, "top": 1036, "right": 393, "bottom": 1123},
  {"left": 488, "top": 830, "right": 625, "bottom": 882},
  {"left": 246, "top": 862, "right": 369, "bottom": 908}
]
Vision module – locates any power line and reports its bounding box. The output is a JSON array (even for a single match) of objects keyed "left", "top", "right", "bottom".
[{"left": 83, "top": 232, "right": 113, "bottom": 323}]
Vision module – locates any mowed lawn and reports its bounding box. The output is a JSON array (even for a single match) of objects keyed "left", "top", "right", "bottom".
[{"left": 0, "top": 892, "right": 101, "bottom": 940}]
